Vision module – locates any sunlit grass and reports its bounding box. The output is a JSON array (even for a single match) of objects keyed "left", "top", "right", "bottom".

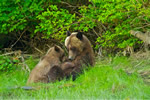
[{"left": 0, "top": 56, "right": 150, "bottom": 99}]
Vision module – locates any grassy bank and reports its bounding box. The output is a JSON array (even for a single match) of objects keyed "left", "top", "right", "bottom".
[{"left": 0, "top": 56, "right": 150, "bottom": 99}]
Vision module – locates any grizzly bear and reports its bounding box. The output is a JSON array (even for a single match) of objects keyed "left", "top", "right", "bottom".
[
  {"left": 27, "top": 45, "right": 65, "bottom": 85},
  {"left": 64, "top": 31, "right": 95, "bottom": 80}
]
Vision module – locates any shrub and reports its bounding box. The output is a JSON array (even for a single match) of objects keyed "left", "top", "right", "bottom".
[
  {"left": 0, "top": 56, "right": 20, "bottom": 72},
  {"left": 87, "top": 0, "right": 150, "bottom": 52},
  {"left": 0, "top": 0, "right": 150, "bottom": 54}
]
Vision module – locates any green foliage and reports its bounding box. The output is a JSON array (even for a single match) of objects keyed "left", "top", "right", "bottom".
[
  {"left": 35, "top": 5, "right": 76, "bottom": 41},
  {"left": 0, "top": 0, "right": 150, "bottom": 53},
  {"left": 86, "top": 0, "right": 150, "bottom": 51},
  {"left": 34, "top": 4, "right": 97, "bottom": 41},
  {"left": 0, "top": 0, "right": 44, "bottom": 34},
  {"left": 0, "top": 56, "right": 20, "bottom": 72},
  {"left": 72, "top": 5, "right": 97, "bottom": 31}
]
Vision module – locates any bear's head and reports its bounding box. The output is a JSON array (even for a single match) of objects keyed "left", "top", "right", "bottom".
[
  {"left": 46, "top": 45, "right": 65, "bottom": 62},
  {"left": 65, "top": 31, "right": 85, "bottom": 60}
]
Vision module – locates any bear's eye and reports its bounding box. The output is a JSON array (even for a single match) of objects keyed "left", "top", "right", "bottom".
[{"left": 70, "top": 47, "right": 76, "bottom": 51}]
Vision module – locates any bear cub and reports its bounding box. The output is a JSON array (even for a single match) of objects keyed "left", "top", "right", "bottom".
[{"left": 27, "top": 45, "right": 65, "bottom": 85}]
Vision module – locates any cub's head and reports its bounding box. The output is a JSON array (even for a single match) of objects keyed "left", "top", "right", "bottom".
[
  {"left": 46, "top": 45, "right": 65, "bottom": 61},
  {"left": 65, "top": 31, "right": 85, "bottom": 60}
]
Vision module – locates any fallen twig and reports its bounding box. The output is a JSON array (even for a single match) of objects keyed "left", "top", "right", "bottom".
[
  {"left": 34, "top": 47, "right": 44, "bottom": 54},
  {"left": 0, "top": 50, "right": 21, "bottom": 56}
]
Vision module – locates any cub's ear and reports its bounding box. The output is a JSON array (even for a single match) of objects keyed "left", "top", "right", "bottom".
[
  {"left": 54, "top": 45, "right": 60, "bottom": 52},
  {"left": 76, "top": 32, "right": 83, "bottom": 40},
  {"left": 66, "top": 31, "right": 71, "bottom": 36}
]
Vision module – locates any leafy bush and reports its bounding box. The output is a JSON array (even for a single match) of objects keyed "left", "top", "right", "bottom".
[
  {"left": 34, "top": 4, "right": 97, "bottom": 41},
  {"left": 0, "top": 56, "right": 20, "bottom": 72},
  {"left": 0, "top": 0, "right": 60, "bottom": 49},
  {"left": 0, "top": 0, "right": 44, "bottom": 34},
  {"left": 34, "top": 5, "right": 76, "bottom": 41},
  {"left": 0, "top": 0, "right": 150, "bottom": 53},
  {"left": 87, "top": 0, "right": 150, "bottom": 52}
]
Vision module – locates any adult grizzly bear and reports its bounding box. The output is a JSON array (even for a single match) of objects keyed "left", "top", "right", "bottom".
[
  {"left": 27, "top": 45, "right": 65, "bottom": 85},
  {"left": 64, "top": 31, "right": 95, "bottom": 80}
]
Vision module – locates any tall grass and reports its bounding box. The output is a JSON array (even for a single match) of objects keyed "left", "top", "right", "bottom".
[{"left": 0, "top": 56, "right": 150, "bottom": 99}]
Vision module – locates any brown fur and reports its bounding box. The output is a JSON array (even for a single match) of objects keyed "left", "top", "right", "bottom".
[
  {"left": 27, "top": 46, "right": 65, "bottom": 85},
  {"left": 61, "top": 61, "right": 75, "bottom": 78},
  {"left": 65, "top": 32, "right": 95, "bottom": 80}
]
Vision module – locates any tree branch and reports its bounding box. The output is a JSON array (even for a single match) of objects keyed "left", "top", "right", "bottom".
[
  {"left": 10, "top": 28, "right": 28, "bottom": 49},
  {"left": 130, "top": 30, "right": 150, "bottom": 44}
]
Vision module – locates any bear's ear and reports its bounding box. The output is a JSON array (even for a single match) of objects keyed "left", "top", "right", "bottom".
[
  {"left": 76, "top": 32, "right": 83, "bottom": 40},
  {"left": 66, "top": 31, "right": 71, "bottom": 36},
  {"left": 54, "top": 45, "right": 60, "bottom": 52}
]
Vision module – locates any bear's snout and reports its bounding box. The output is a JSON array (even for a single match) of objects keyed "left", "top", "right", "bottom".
[{"left": 68, "top": 55, "right": 75, "bottom": 61}]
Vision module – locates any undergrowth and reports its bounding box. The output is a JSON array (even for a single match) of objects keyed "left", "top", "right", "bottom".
[{"left": 0, "top": 56, "right": 150, "bottom": 99}]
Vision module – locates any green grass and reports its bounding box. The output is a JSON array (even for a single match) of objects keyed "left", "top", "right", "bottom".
[{"left": 0, "top": 56, "right": 150, "bottom": 99}]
